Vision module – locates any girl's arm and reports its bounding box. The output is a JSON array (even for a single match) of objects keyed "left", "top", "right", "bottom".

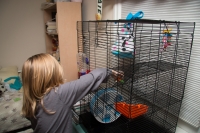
[{"left": 57, "top": 68, "right": 116, "bottom": 107}]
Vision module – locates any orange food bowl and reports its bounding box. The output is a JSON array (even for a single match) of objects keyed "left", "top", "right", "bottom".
[{"left": 115, "top": 102, "right": 148, "bottom": 119}]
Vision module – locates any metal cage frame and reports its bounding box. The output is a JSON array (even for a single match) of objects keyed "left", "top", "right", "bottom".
[{"left": 73, "top": 19, "right": 195, "bottom": 133}]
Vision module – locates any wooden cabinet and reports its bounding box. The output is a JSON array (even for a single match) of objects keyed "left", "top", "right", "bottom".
[{"left": 42, "top": 2, "right": 81, "bottom": 82}]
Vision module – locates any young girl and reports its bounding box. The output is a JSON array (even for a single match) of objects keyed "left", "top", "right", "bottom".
[{"left": 21, "top": 53, "right": 122, "bottom": 133}]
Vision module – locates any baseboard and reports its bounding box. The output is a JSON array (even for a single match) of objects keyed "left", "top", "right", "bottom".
[{"left": 177, "top": 118, "right": 199, "bottom": 133}]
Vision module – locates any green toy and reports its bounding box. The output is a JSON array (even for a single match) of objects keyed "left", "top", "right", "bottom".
[{"left": 13, "top": 97, "right": 21, "bottom": 102}]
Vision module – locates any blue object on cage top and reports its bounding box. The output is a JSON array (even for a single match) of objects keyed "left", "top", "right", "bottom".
[
  {"left": 90, "top": 88, "right": 123, "bottom": 123},
  {"left": 126, "top": 11, "right": 144, "bottom": 20}
]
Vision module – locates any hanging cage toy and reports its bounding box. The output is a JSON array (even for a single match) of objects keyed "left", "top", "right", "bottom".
[{"left": 161, "top": 24, "right": 173, "bottom": 51}]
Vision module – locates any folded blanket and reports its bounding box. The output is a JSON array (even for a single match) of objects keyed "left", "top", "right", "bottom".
[{"left": 0, "top": 91, "right": 31, "bottom": 133}]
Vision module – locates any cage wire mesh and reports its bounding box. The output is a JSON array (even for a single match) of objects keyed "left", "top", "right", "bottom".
[{"left": 73, "top": 19, "right": 195, "bottom": 133}]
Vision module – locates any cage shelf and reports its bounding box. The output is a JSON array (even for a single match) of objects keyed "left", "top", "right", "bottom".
[
  {"left": 87, "top": 84, "right": 182, "bottom": 118},
  {"left": 72, "top": 87, "right": 181, "bottom": 132},
  {"left": 111, "top": 60, "right": 186, "bottom": 84}
]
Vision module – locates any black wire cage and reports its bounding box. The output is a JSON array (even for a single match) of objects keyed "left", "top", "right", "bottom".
[{"left": 74, "top": 19, "right": 195, "bottom": 133}]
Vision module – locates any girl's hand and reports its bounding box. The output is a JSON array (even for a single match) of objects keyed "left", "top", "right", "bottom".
[{"left": 111, "top": 70, "right": 124, "bottom": 82}]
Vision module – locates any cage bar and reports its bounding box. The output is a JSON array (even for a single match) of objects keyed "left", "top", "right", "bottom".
[{"left": 74, "top": 19, "right": 195, "bottom": 133}]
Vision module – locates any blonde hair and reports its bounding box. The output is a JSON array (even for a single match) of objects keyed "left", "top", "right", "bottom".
[{"left": 22, "top": 53, "right": 64, "bottom": 118}]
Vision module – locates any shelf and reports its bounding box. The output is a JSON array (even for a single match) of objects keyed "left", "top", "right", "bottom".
[
  {"left": 111, "top": 60, "right": 186, "bottom": 82},
  {"left": 73, "top": 89, "right": 178, "bottom": 131},
  {"left": 41, "top": 2, "right": 56, "bottom": 10},
  {"left": 93, "top": 84, "right": 181, "bottom": 118},
  {"left": 72, "top": 91, "right": 178, "bottom": 133},
  {"left": 43, "top": 2, "right": 81, "bottom": 82},
  {"left": 97, "top": 60, "right": 185, "bottom": 118},
  {"left": 72, "top": 84, "right": 179, "bottom": 132},
  {"left": 114, "top": 61, "right": 184, "bottom": 116},
  {"left": 116, "top": 82, "right": 182, "bottom": 112},
  {"left": 131, "top": 89, "right": 182, "bottom": 116}
]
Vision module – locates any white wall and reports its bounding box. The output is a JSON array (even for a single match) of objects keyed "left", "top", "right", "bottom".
[
  {"left": 0, "top": 0, "right": 46, "bottom": 70},
  {"left": 82, "top": 0, "right": 114, "bottom": 21},
  {"left": 0, "top": 0, "right": 114, "bottom": 70},
  {"left": 82, "top": 0, "right": 96, "bottom": 21},
  {"left": 102, "top": 0, "right": 114, "bottom": 20}
]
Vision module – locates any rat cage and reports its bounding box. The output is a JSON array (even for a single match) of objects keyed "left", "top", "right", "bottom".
[{"left": 73, "top": 19, "right": 195, "bottom": 133}]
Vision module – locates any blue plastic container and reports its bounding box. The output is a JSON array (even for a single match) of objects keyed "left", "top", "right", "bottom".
[{"left": 90, "top": 88, "right": 123, "bottom": 123}]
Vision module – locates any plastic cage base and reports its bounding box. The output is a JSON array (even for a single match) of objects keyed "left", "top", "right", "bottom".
[{"left": 79, "top": 112, "right": 175, "bottom": 133}]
